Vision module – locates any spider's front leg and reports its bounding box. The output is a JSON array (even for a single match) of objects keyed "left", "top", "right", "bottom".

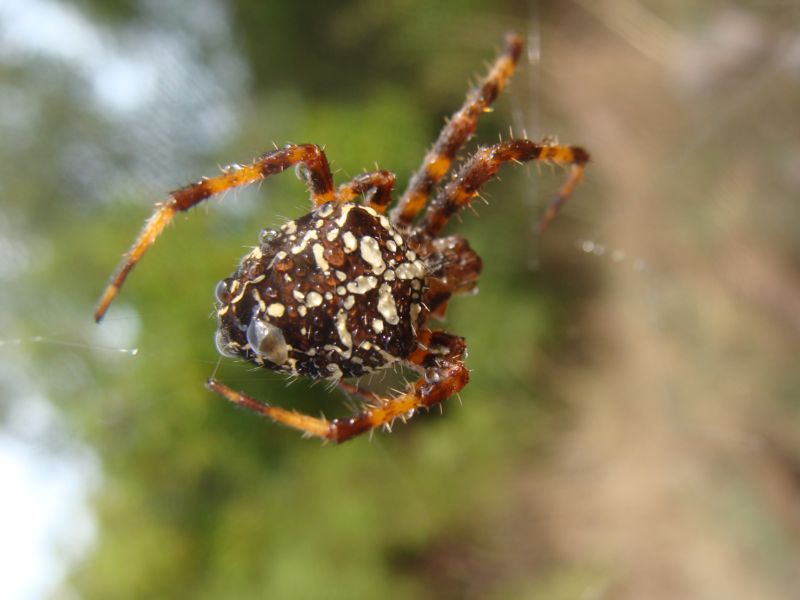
[
  {"left": 417, "top": 139, "right": 590, "bottom": 238},
  {"left": 206, "top": 329, "right": 468, "bottom": 443},
  {"left": 95, "top": 143, "right": 336, "bottom": 322},
  {"left": 336, "top": 170, "right": 396, "bottom": 213}
]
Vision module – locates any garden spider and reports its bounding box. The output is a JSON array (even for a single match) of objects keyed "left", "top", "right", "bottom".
[{"left": 95, "top": 33, "right": 589, "bottom": 443}]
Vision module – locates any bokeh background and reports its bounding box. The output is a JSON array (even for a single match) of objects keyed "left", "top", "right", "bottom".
[{"left": 2, "top": 1, "right": 800, "bottom": 598}]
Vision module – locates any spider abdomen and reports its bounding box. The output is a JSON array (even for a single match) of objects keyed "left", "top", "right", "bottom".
[{"left": 214, "top": 202, "right": 427, "bottom": 380}]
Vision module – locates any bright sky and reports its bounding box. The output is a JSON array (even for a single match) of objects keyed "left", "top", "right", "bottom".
[
  {"left": 0, "top": 0, "right": 151, "bottom": 596},
  {"left": 0, "top": 0, "right": 241, "bottom": 595},
  {"left": 0, "top": 0, "right": 160, "bottom": 115},
  {"left": 0, "top": 435, "right": 96, "bottom": 600},
  {"left": 0, "top": 1, "right": 105, "bottom": 597}
]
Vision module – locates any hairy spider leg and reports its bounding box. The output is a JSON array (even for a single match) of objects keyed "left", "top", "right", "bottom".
[
  {"left": 206, "top": 329, "right": 468, "bottom": 443},
  {"left": 417, "top": 139, "right": 590, "bottom": 238},
  {"left": 337, "top": 380, "right": 382, "bottom": 403},
  {"left": 336, "top": 170, "right": 396, "bottom": 213},
  {"left": 391, "top": 33, "right": 523, "bottom": 228},
  {"left": 419, "top": 235, "right": 483, "bottom": 319},
  {"left": 535, "top": 161, "right": 588, "bottom": 233},
  {"left": 94, "top": 144, "right": 336, "bottom": 322}
]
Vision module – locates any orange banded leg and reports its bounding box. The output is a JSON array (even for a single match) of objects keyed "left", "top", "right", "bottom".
[
  {"left": 94, "top": 143, "right": 335, "bottom": 322},
  {"left": 391, "top": 33, "right": 523, "bottom": 228},
  {"left": 336, "top": 170, "right": 396, "bottom": 213},
  {"left": 206, "top": 330, "right": 468, "bottom": 443},
  {"left": 418, "top": 139, "right": 590, "bottom": 237}
]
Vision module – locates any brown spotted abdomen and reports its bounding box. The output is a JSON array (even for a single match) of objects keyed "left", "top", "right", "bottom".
[{"left": 214, "top": 202, "right": 427, "bottom": 379}]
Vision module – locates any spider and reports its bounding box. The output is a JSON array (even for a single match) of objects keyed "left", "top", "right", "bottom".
[{"left": 95, "top": 33, "right": 589, "bottom": 443}]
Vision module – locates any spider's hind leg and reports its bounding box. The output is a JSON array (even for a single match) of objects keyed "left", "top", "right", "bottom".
[{"left": 207, "top": 329, "right": 468, "bottom": 443}]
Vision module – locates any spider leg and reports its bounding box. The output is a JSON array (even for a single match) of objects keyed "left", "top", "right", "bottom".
[
  {"left": 206, "top": 329, "right": 468, "bottom": 443},
  {"left": 95, "top": 143, "right": 335, "bottom": 322},
  {"left": 336, "top": 380, "right": 382, "bottom": 403},
  {"left": 417, "top": 139, "right": 589, "bottom": 238},
  {"left": 390, "top": 33, "right": 523, "bottom": 228},
  {"left": 336, "top": 170, "right": 396, "bottom": 213},
  {"left": 421, "top": 235, "right": 483, "bottom": 319}
]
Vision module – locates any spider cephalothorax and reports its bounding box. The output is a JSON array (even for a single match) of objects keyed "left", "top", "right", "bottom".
[{"left": 95, "top": 34, "right": 589, "bottom": 443}]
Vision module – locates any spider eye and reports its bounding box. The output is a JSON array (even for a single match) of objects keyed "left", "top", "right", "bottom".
[
  {"left": 215, "top": 279, "right": 231, "bottom": 303},
  {"left": 214, "top": 330, "right": 240, "bottom": 359},
  {"left": 259, "top": 228, "right": 277, "bottom": 244},
  {"left": 246, "top": 318, "right": 289, "bottom": 365}
]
